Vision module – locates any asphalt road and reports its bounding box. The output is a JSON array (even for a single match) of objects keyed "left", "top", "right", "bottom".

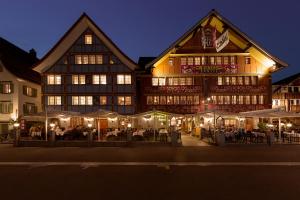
[{"left": 1, "top": 144, "right": 300, "bottom": 200}]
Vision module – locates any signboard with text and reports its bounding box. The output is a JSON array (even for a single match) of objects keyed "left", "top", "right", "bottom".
[{"left": 181, "top": 65, "right": 238, "bottom": 74}]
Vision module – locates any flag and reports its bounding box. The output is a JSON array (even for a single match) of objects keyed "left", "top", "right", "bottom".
[{"left": 215, "top": 30, "right": 229, "bottom": 52}]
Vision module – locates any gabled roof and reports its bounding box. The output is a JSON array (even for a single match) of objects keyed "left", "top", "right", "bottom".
[
  {"left": 0, "top": 37, "right": 40, "bottom": 84},
  {"left": 273, "top": 72, "right": 300, "bottom": 85},
  {"left": 34, "top": 13, "right": 137, "bottom": 73},
  {"left": 145, "top": 9, "right": 288, "bottom": 71}
]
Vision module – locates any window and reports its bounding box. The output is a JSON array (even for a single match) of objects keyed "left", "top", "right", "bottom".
[
  {"left": 160, "top": 96, "right": 166, "bottom": 105},
  {"left": 168, "top": 58, "right": 174, "bottom": 66},
  {"left": 167, "top": 96, "right": 173, "bottom": 105},
  {"left": 187, "top": 96, "right": 193, "bottom": 105},
  {"left": 218, "top": 96, "right": 224, "bottom": 104},
  {"left": 85, "top": 35, "right": 93, "bottom": 44},
  {"left": 187, "top": 57, "right": 194, "bottom": 65},
  {"left": 23, "top": 86, "right": 37, "bottom": 97},
  {"left": 117, "top": 74, "right": 131, "bottom": 84},
  {"left": 294, "top": 87, "right": 299, "bottom": 93},
  {"left": 97, "top": 96, "right": 106, "bottom": 105},
  {"left": 152, "top": 78, "right": 158, "bottom": 86},
  {"left": 147, "top": 96, "right": 153, "bottom": 105},
  {"left": 158, "top": 78, "right": 166, "bottom": 86},
  {"left": 225, "top": 77, "right": 230, "bottom": 85},
  {"left": 244, "top": 76, "right": 250, "bottom": 85},
  {"left": 168, "top": 77, "right": 192, "bottom": 86},
  {"left": 245, "top": 57, "right": 251, "bottom": 64},
  {"left": 201, "top": 57, "right": 207, "bottom": 65},
  {"left": 72, "top": 75, "right": 86, "bottom": 84},
  {"left": 216, "top": 57, "right": 222, "bottom": 65},
  {"left": 223, "top": 56, "right": 229, "bottom": 65},
  {"left": 224, "top": 96, "right": 230, "bottom": 104},
  {"left": 0, "top": 101, "right": 13, "bottom": 114},
  {"left": 232, "top": 96, "right": 237, "bottom": 104},
  {"left": 174, "top": 96, "right": 180, "bottom": 104},
  {"left": 186, "top": 77, "right": 193, "bottom": 85},
  {"left": 23, "top": 103, "right": 37, "bottom": 114},
  {"left": 47, "top": 75, "right": 61, "bottom": 85},
  {"left": 48, "top": 96, "right": 61, "bottom": 105},
  {"left": 75, "top": 55, "right": 103, "bottom": 64},
  {"left": 245, "top": 96, "right": 251, "bottom": 104},
  {"left": 238, "top": 96, "right": 243, "bottom": 104},
  {"left": 251, "top": 76, "right": 257, "bottom": 85},
  {"left": 118, "top": 96, "right": 131, "bottom": 105},
  {"left": 1, "top": 82, "right": 13, "bottom": 94},
  {"left": 252, "top": 96, "right": 257, "bottom": 104},
  {"left": 179, "top": 78, "right": 185, "bottom": 86},
  {"left": 72, "top": 96, "right": 92, "bottom": 105},
  {"left": 180, "top": 96, "right": 186, "bottom": 105},
  {"left": 194, "top": 96, "right": 200, "bottom": 104},
  {"left": 230, "top": 56, "right": 236, "bottom": 64},
  {"left": 195, "top": 57, "right": 201, "bottom": 65},
  {"left": 153, "top": 96, "right": 159, "bottom": 105},
  {"left": 231, "top": 77, "right": 237, "bottom": 85},
  {"left": 218, "top": 77, "right": 223, "bottom": 85},
  {"left": 93, "top": 75, "right": 107, "bottom": 84},
  {"left": 180, "top": 57, "right": 187, "bottom": 65},
  {"left": 259, "top": 95, "right": 264, "bottom": 105},
  {"left": 238, "top": 77, "right": 243, "bottom": 85},
  {"left": 210, "top": 57, "right": 215, "bottom": 65}
]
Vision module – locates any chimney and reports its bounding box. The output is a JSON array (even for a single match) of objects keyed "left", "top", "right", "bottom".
[{"left": 29, "top": 48, "right": 37, "bottom": 59}]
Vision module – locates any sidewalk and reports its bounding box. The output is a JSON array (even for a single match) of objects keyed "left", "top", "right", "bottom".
[{"left": 181, "top": 134, "right": 210, "bottom": 147}]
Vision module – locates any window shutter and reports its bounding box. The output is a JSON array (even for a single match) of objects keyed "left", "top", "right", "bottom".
[
  {"left": 23, "top": 104, "right": 27, "bottom": 115},
  {"left": 0, "top": 83, "right": 3, "bottom": 93},
  {"left": 10, "top": 83, "right": 14, "bottom": 93},
  {"left": 33, "top": 88, "right": 37, "bottom": 97},
  {"left": 0, "top": 102, "right": 3, "bottom": 113},
  {"left": 8, "top": 103, "right": 13, "bottom": 113},
  {"left": 23, "top": 86, "right": 27, "bottom": 95}
]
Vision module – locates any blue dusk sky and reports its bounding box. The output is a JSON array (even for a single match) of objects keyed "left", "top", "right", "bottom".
[{"left": 0, "top": 0, "right": 299, "bottom": 81}]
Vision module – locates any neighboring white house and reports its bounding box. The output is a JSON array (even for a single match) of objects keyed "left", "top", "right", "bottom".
[{"left": 0, "top": 37, "right": 41, "bottom": 135}]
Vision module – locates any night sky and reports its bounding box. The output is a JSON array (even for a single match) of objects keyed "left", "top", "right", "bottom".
[{"left": 0, "top": 0, "right": 299, "bottom": 82}]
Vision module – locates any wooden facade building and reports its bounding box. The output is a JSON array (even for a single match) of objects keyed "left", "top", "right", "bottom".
[
  {"left": 137, "top": 10, "right": 288, "bottom": 114},
  {"left": 34, "top": 13, "right": 138, "bottom": 115}
]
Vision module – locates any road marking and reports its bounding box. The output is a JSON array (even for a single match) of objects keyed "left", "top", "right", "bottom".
[{"left": 0, "top": 162, "right": 300, "bottom": 168}]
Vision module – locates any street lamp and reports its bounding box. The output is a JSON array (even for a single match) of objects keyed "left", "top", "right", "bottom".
[{"left": 13, "top": 122, "right": 20, "bottom": 128}]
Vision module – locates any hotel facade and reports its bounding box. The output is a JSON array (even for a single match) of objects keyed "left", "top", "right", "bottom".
[{"left": 137, "top": 10, "right": 288, "bottom": 115}]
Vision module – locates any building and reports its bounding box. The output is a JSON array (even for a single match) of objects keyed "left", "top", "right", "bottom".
[
  {"left": 273, "top": 73, "right": 300, "bottom": 112},
  {"left": 0, "top": 37, "right": 41, "bottom": 135},
  {"left": 137, "top": 9, "right": 288, "bottom": 114},
  {"left": 33, "top": 13, "right": 138, "bottom": 120}
]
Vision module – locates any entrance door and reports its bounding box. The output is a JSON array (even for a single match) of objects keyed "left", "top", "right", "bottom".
[{"left": 96, "top": 119, "right": 108, "bottom": 140}]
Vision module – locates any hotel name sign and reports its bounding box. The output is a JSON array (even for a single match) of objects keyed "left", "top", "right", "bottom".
[
  {"left": 181, "top": 65, "right": 238, "bottom": 74},
  {"left": 211, "top": 85, "right": 267, "bottom": 93},
  {"left": 145, "top": 86, "right": 202, "bottom": 94}
]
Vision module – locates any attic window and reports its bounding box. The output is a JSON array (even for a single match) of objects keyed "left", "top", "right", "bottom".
[
  {"left": 85, "top": 35, "right": 93, "bottom": 44},
  {"left": 168, "top": 58, "right": 174, "bottom": 66},
  {"left": 245, "top": 57, "right": 251, "bottom": 64}
]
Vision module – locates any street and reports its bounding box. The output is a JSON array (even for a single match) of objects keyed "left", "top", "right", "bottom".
[{"left": 1, "top": 144, "right": 300, "bottom": 199}]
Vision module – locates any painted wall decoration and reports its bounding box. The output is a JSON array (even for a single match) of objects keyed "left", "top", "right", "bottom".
[{"left": 181, "top": 65, "right": 238, "bottom": 74}]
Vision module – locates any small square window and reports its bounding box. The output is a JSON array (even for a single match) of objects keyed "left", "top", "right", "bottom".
[
  {"left": 85, "top": 35, "right": 93, "bottom": 44},
  {"left": 245, "top": 57, "right": 251, "bottom": 64}
]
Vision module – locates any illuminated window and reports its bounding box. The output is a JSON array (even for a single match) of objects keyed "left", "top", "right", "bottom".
[
  {"left": 93, "top": 75, "right": 107, "bottom": 84},
  {"left": 72, "top": 96, "right": 78, "bottom": 105},
  {"left": 96, "top": 55, "right": 103, "bottom": 64},
  {"left": 152, "top": 78, "right": 158, "bottom": 86},
  {"left": 75, "top": 55, "right": 82, "bottom": 64},
  {"left": 160, "top": 96, "right": 166, "bottom": 105},
  {"left": 86, "top": 96, "right": 93, "bottom": 105},
  {"left": 259, "top": 95, "right": 264, "bottom": 104},
  {"left": 187, "top": 96, "right": 193, "bottom": 105},
  {"left": 194, "top": 96, "right": 200, "bottom": 104},
  {"left": 225, "top": 77, "right": 230, "bottom": 85},
  {"left": 1, "top": 82, "right": 13, "bottom": 94},
  {"left": 201, "top": 56, "right": 208, "bottom": 65},
  {"left": 216, "top": 57, "right": 222, "bottom": 65},
  {"left": 195, "top": 57, "right": 201, "bottom": 65},
  {"left": 245, "top": 96, "right": 251, "bottom": 104},
  {"left": 180, "top": 96, "right": 186, "bottom": 105},
  {"left": 251, "top": 76, "right": 257, "bottom": 85},
  {"left": 230, "top": 56, "right": 236, "bottom": 64},
  {"left": 72, "top": 75, "right": 85, "bottom": 84},
  {"left": 99, "top": 96, "right": 107, "bottom": 105},
  {"left": 238, "top": 77, "right": 243, "bottom": 85},
  {"left": 172, "top": 78, "right": 179, "bottom": 85},
  {"left": 117, "top": 74, "right": 131, "bottom": 84},
  {"left": 89, "top": 55, "right": 96, "bottom": 64},
  {"left": 147, "top": 96, "right": 153, "bottom": 105},
  {"left": 47, "top": 75, "right": 61, "bottom": 85},
  {"left": 83, "top": 55, "right": 89, "bottom": 64},
  {"left": 75, "top": 55, "right": 103, "bottom": 64},
  {"left": 168, "top": 58, "right": 174, "bottom": 66},
  {"left": 252, "top": 96, "right": 257, "bottom": 104},
  {"left": 153, "top": 96, "right": 159, "bottom": 105},
  {"left": 174, "top": 96, "right": 180, "bottom": 105},
  {"left": 118, "top": 96, "right": 131, "bottom": 105},
  {"left": 48, "top": 96, "right": 61, "bottom": 105},
  {"left": 72, "top": 96, "right": 92, "bottom": 105},
  {"left": 223, "top": 56, "right": 229, "bottom": 65},
  {"left": 238, "top": 96, "right": 243, "bottom": 104},
  {"left": 232, "top": 96, "right": 237, "bottom": 104},
  {"left": 244, "top": 76, "right": 250, "bottom": 85},
  {"left": 218, "top": 96, "right": 224, "bottom": 104},
  {"left": 224, "top": 96, "right": 230, "bottom": 104},
  {"left": 179, "top": 78, "right": 185, "bottom": 85},
  {"left": 186, "top": 77, "right": 193, "bottom": 85},
  {"left": 158, "top": 78, "right": 165, "bottom": 86},
  {"left": 187, "top": 57, "right": 194, "bottom": 65},
  {"left": 218, "top": 77, "right": 223, "bottom": 85},
  {"left": 210, "top": 57, "right": 215, "bottom": 65},
  {"left": 180, "top": 57, "right": 187, "bottom": 65},
  {"left": 167, "top": 96, "right": 173, "bottom": 105},
  {"left": 85, "top": 35, "right": 93, "bottom": 44},
  {"left": 231, "top": 77, "right": 237, "bottom": 85}
]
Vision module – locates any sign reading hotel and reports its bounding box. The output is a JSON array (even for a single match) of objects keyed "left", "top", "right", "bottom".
[{"left": 181, "top": 65, "right": 238, "bottom": 74}]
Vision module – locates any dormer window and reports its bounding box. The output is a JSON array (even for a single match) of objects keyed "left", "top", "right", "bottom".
[{"left": 85, "top": 35, "right": 93, "bottom": 44}]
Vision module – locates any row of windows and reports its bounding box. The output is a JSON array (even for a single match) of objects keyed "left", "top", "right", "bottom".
[
  {"left": 75, "top": 55, "right": 103, "bottom": 65},
  {"left": 47, "top": 74, "right": 132, "bottom": 85},
  {"left": 179, "top": 56, "right": 239, "bottom": 66},
  {"left": 152, "top": 77, "right": 193, "bottom": 86},
  {"left": 211, "top": 95, "right": 265, "bottom": 105},
  {"left": 47, "top": 96, "right": 132, "bottom": 106},
  {"left": 147, "top": 96, "right": 200, "bottom": 105},
  {"left": 0, "top": 82, "right": 13, "bottom": 94},
  {"left": 289, "top": 99, "right": 300, "bottom": 105},
  {"left": 217, "top": 76, "right": 258, "bottom": 86},
  {"left": 281, "top": 86, "right": 300, "bottom": 93}
]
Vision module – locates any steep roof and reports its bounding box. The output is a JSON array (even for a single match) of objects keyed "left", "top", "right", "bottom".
[
  {"left": 0, "top": 37, "right": 40, "bottom": 84},
  {"left": 273, "top": 72, "right": 300, "bottom": 85},
  {"left": 146, "top": 9, "right": 288, "bottom": 71},
  {"left": 33, "top": 13, "right": 137, "bottom": 73}
]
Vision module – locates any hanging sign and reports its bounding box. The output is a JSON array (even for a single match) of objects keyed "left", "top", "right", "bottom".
[{"left": 215, "top": 30, "right": 229, "bottom": 52}]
